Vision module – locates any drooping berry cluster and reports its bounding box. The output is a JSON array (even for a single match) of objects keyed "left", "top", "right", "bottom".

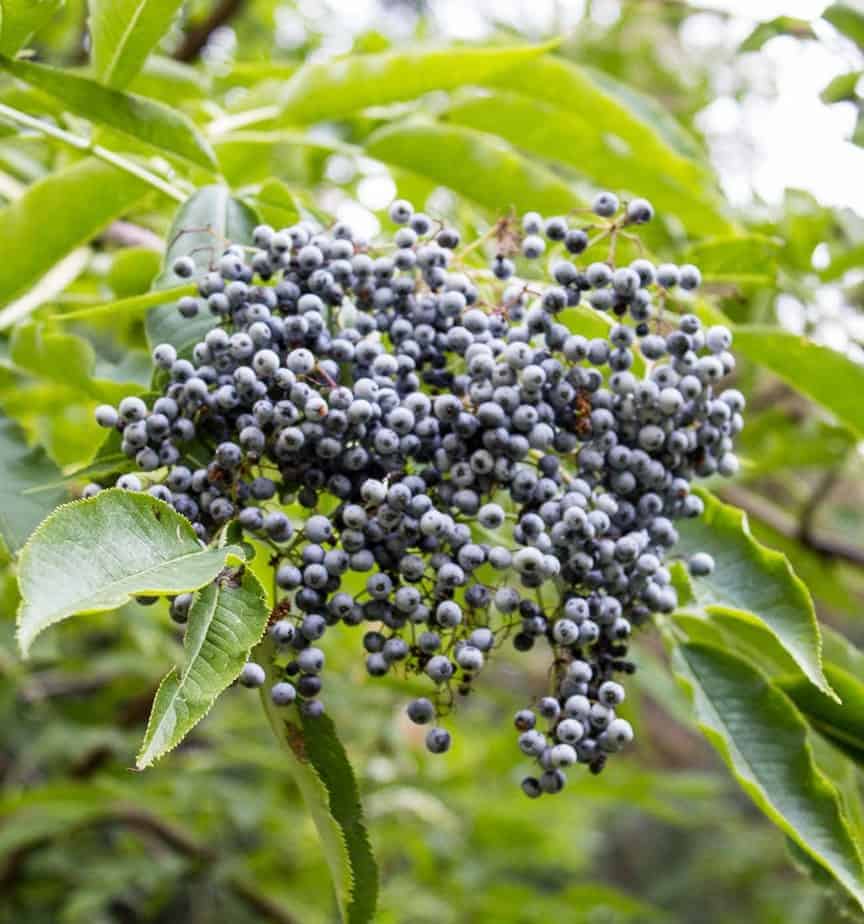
[{"left": 91, "top": 192, "right": 742, "bottom": 796}]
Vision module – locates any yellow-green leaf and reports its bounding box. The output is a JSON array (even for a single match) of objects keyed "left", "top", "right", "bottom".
[
  {"left": 89, "top": 0, "right": 184, "bottom": 89},
  {"left": 278, "top": 43, "right": 552, "bottom": 124},
  {"left": 365, "top": 119, "right": 582, "bottom": 215},
  {"left": 733, "top": 326, "right": 864, "bottom": 438},
  {"left": 0, "top": 56, "right": 216, "bottom": 169}
]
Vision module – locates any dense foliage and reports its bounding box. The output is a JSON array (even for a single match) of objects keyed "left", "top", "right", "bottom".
[{"left": 2, "top": 3, "right": 864, "bottom": 923}]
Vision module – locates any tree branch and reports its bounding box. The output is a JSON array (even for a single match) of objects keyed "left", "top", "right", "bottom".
[
  {"left": 101, "top": 221, "right": 164, "bottom": 251},
  {"left": 797, "top": 462, "right": 846, "bottom": 547},
  {"left": 173, "top": 0, "right": 248, "bottom": 63},
  {"left": 720, "top": 484, "right": 864, "bottom": 570}
]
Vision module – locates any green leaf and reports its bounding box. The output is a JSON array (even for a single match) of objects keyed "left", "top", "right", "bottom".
[
  {"left": 251, "top": 177, "right": 302, "bottom": 229},
  {"left": 16, "top": 489, "right": 242, "bottom": 656},
  {"left": 9, "top": 322, "right": 142, "bottom": 403},
  {"left": 675, "top": 489, "right": 833, "bottom": 698},
  {"left": 0, "top": 0, "right": 63, "bottom": 55},
  {"left": 129, "top": 54, "right": 209, "bottom": 102},
  {"left": 0, "top": 413, "right": 66, "bottom": 552},
  {"left": 259, "top": 639, "right": 378, "bottom": 923},
  {"left": 146, "top": 186, "right": 259, "bottom": 353},
  {"left": 486, "top": 57, "right": 718, "bottom": 203},
  {"left": 780, "top": 664, "right": 864, "bottom": 767},
  {"left": 681, "top": 234, "right": 782, "bottom": 286},
  {"left": 88, "top": 0, "right": 184, "bottom": 89},
  {"left": 278, "top": 43, "right": 552, "bottom": 124},
  {"left": 59, "top": 283, "right": 195, "bottom": 323},
  {"left": 560, "top": 305, "right": 646, "bottom": 375},
  {"left": 137, "top": 565, "right": 269, "bottom": 768},
  {"left": 0, "top": 56, "right": 216, "bottom": 169},
  {"left": 62, "top": 426, "right": 132, "bottom": 484},
  {"left": 736, "top": 409, "right": 854, "bottom": 478},
  {"left": 825, "top": 3, "right": 864, "bottom": 48},
  {"left": 732, "top": 326, "right": 864, "bottom": 438},
  {"left": 107, "top": 247, "right": 162, "bottom": 298},
  {"left": 822, "top": 71, "right": 862, "bottom": 103},
  {"left": 0, "top": 157, "right": 150, "bottom": 304},
  {"left": 444, "top": 91, "right": 728, "bottom": 237},
  {"left": 365, "top": 119, "right": 582, "bottom": 215},
  {"left": 673, "top": 641, "right": 864, "bottom": 911},
  {"left": 582, "top": 65, "right": 708, "bottom": 163},
  {"left": 739, "top": 16, "right": 816, "bottom": 52}
]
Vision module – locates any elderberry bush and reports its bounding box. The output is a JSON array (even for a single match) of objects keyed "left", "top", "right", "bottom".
[{"left": 89, "top": 192, "right": 741, "bottom": 797}]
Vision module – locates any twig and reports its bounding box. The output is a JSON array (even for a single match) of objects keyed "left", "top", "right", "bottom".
[
  {"left": 720, "top": 484, "right": 864, "bottom": 570},
  {"left": 18, "top": 670, "right": 118, "bottom": 704},
  {"left": 798, "top": 466, "right": 844, "bottom": 547},
  {"left": 174, "top": 0, "right": 248, "bottom": 62},
  {"left": 101, "top": 221, "right": 164, "bottom": 251}
]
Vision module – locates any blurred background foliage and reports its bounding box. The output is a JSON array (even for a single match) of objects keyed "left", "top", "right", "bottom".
[{"left": 1, "top": 1, "right": 864, "bottom": 922}]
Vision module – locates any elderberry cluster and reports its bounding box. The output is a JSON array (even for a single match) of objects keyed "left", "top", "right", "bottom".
[{"left": 90, "top": 191, "right": 742, "bottom": 797}]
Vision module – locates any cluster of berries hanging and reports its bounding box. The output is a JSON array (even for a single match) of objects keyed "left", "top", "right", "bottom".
[{"left": 92, "top": 191, "right": 741, "bottom": 797}]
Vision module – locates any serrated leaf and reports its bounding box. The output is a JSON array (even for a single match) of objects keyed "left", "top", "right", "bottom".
[
  {"left": 259, "top": 639, "right": 378, "bottom": 923},
  {"left": 732, "top": 326, "right": 864, "bottom": 438},
  {"left": 444, "top": 91, "right": 728, "bottom": 238},
  {"left": 146, "top": 186, "right": 259, "bottom": 353},
  {"left": 675, "top": 489, "right": 833, "bottom": 698},
  {"left": 137, "top": 565, "right": 269, "bottom": 768},
  {"left": 0, "top": 413, "right": 66, "bottom": 552},
  {"left": 89, "top": 0, "right": 184, "bottom": 89},
  {"left": 0, "top": 56, "right": 216, "bottom": 169},
  {"left": 277, "top": 43, "right": 552, "bottom": 124},
  {"left": 16, "top": 490, "right": 242, "bottom": 656},
  {"left": 0, "top": 158, "right": 150, "bottom": 304},
  {"left": 365, "top": 119, "right": 582, "bottom": 215},
  {"left": 673, "top": 641, "right": 864, "bottom": 911},
  {"left": 0, "top": 0, "right": 63, "bottom": 55}
]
